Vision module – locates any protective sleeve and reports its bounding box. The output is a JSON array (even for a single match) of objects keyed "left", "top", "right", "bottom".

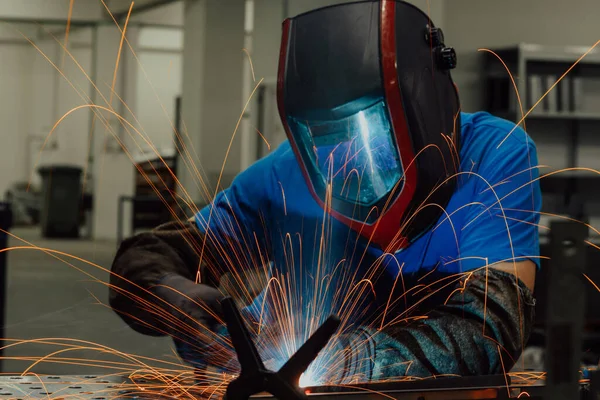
[
  {"left": 327, "top": 268, "right": 535, "bottom": 383},
  {"left": 455, "top": 123, "right": 542, "bottom": 272},
  {"left": 109, "top": 220, "right": 215, "bottom": 336}
]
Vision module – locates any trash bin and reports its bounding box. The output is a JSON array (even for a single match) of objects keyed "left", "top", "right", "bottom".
[
  {"left": 0, "top": 201, "right": 13, "bottom": 372},
  {"left": 38, "top": 165, "right": 82, "bottom": 238}
]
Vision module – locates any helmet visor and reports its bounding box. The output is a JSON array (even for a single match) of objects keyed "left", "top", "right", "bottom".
[{"left": 288, "top": 101, "right": 403, "bottom": 207}]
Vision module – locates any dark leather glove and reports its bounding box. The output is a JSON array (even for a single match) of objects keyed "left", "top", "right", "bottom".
[
  {"left": 154, "top": 274, "right": 223, "bottom": 331},
  {"left": 153, "top": 274, "right": 231, "bottom": 369}
]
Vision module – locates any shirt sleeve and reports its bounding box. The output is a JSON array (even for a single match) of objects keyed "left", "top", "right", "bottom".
[
  {"left": 456, "top": 123, "right": 542, "bottom": 272},
  {"left": 194, "top": 155, "right": 276, "bottom": 277}
]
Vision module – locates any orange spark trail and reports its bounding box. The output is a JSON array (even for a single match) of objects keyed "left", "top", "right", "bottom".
[
  {"left": 583, "top": 273, "right": 600, "bottom": 292},
  {"left": 109, "top": 2, "right": 133, "bottom": 106},
  {"left": 479, "top": 49, "right": 526, "bottom": 131},
  {"left": 61, "top": 0, "right": 76, "bottom": 68},
  {"left": 255, "top": 127, "right": 270, "bottom": 149},
  {"left": 243, "top": 48, "right": 256, "bottom": 82}
]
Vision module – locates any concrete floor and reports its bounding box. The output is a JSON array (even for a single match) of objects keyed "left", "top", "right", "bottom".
[{"left": 3, "top": 227, "right": 175, "bottom": 376}]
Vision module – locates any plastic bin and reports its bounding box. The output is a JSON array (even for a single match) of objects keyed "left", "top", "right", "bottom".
[{"left": 38, "top": 165, "right": 82, "bottom": 238}]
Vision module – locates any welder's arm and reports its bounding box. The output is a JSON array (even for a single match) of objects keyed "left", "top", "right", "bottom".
[
  {"left": 326, "top": 263, "right": 535, "bottom": 383},
  {"left": 109, "top": 218, "right": 268, "bottom": 336},
  {"left": 110, "top": 159, "right": 274, "bottom": 339},
  {"left": 109, "top": 219, "right": 218, "bottom": 336}
]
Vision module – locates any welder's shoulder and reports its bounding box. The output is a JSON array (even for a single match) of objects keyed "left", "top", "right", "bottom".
[
  {"left": 460, "top": 111, "right": 537, "bottom": 162},
  {"left": 236, "top": 140, "right": 297, "bottom": 186},
  {"left": 269, "top": 139, "right": 297, "bottom": 163},
  {"left": 262, "top": 140, "right": 301, "bottom": 177}
]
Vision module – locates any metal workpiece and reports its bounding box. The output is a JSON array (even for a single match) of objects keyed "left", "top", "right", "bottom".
[{"left": 221, "top": 296, "right": 341, "bottom": 400}]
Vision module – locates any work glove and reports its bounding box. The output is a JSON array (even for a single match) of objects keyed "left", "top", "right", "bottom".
[{"left": 153, "top": 274, "right": 232, "bottom": 370}]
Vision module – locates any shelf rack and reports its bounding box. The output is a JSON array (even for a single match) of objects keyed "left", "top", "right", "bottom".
[{"left": 483, "top": 43, "right": 600, "bottom": 217}]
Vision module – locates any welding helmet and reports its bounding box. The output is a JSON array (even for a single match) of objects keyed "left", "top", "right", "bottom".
[{"left": 277, "top": 0, "right": 461, "bottom": 252}]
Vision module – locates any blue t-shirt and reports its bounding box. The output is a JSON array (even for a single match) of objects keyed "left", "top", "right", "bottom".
[{"left": 195, "top": 112, "right": 541, "bottom": 329}]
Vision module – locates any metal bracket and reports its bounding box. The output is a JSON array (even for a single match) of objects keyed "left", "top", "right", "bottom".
[{"left": 221, "top": 297, "right": 340, "bottom": 400}]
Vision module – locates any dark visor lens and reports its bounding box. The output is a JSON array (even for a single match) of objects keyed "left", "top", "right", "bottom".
[{"left": 289, "top": 101, "right": 403, "bottom": 207}]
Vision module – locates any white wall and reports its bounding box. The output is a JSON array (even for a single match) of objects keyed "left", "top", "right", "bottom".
[
  {"left": 0, "top": 44, "right": 33, "bottom": 196},
  {"left": 91, "top": 24, "right": 139, "bottom": 240},
  {"left": 134, "top": 27, "right": 183, "bottom": 157},
  {"left": 130, "top": 0, "right": 184, "bottom": 25},
  {"left": 26, "top": 28, "right": 94, "bottom": 189},
  {"left": 0, "top": 0, "right": 103, "bottom": 21},
  {"left": 180, "top": 0, "right": 247, "bottom": 205},
  {"left": 28, "top": 39, "right": 57, "bottom": 186},
  {"left": 53, "top": 39, "right": 93, "bottom": 170}
]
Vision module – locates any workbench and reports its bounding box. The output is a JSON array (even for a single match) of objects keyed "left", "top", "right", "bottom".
[{"left": 0, "top": 373, "right": 550, "bottom": 399}]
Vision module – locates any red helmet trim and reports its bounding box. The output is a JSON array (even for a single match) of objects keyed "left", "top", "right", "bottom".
[{"left": 370, "top": 0, "right": 418, "bottom": 250}]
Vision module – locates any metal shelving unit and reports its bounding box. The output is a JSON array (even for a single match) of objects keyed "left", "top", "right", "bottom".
[{"left": 483, "top": 43, "right": 600, "bottom": 217}]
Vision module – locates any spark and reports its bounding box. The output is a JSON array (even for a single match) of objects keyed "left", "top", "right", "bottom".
[
  {"left": 583, "top": 273, "right": 600, "bottom": 292},
  {"left": 61, "top": 0, "right": 76, "bottom": 68},
  {"left": 243, "top": 48, "right": 256, "bottom": 82}
]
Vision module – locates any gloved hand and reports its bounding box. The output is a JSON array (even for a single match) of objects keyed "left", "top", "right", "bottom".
[
  {"left": 174, "top": 325, "right": 235, "bottom": 372},
  {"left": 153, "top": 274, "right": 229, "bottom": 369}
]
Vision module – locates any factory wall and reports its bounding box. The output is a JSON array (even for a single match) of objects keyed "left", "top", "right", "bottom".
[
  {"left": 0, "top": 0, "right": 103, "bottom": 21},
  {"left": 132, "top": 28, "right": 183, "bottom": 157},
  {"left": 444, "top": 0, "right": 600, "bottom": 112},
  {"left": 23, "top": 28, "right": 95, "bottom": 196},
  {"left": 0, "top": 23, "right": 73, "bottom": 197},
  {"left": 0, "top": 41, "right": 34, "bottom": 197},
  {"left": 129, "top": 0, "right": 184, "bottom": 25},
  {"left": 179, "top": 0, "right": 247, "bottom": 206}
]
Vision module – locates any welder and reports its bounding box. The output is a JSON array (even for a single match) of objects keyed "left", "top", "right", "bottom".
[{"left": 109, "top": 0, "right": 540, "bottom": 384}]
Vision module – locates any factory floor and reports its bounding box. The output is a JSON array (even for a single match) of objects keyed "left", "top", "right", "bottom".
[{"left": 3, "top": 226, "right": 174, "bottom": 376}]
